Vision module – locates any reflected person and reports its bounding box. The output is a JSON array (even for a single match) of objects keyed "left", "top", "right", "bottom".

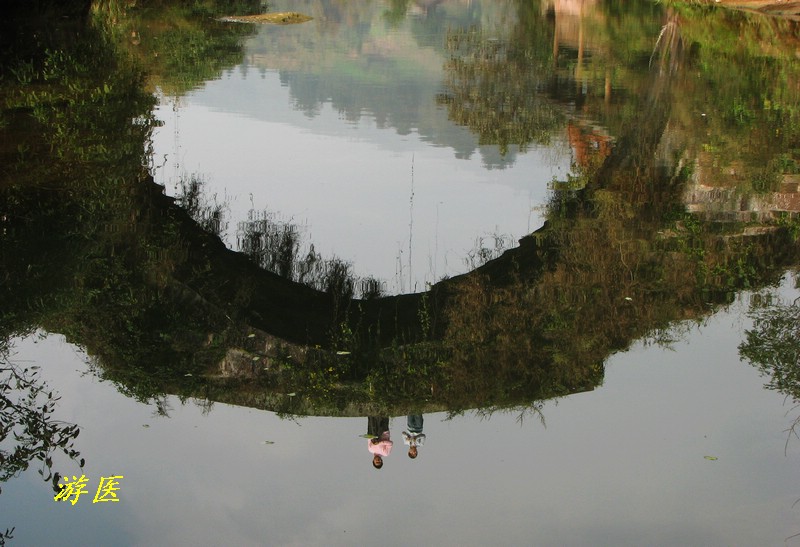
[
  {"left": 402, "top": 414, "right": 426, "bottom": 459},
  {"left": 367, "top": 416, "right": 393, "bottom": 469}
]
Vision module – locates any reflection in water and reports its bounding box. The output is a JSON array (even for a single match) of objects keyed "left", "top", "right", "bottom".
[
  {"left": 2, "top": 0, "right": 799, "bottom": 416},
  {"left": 2, "top": 0, "right": 799, "bottom": 409},
  {"left": 2, "top": 0, "right": 800, "bottom": 544},
  {"left": 403, "top": 414, "right": 425, "bottom": 459},
  {"left": 152, "top": 0, "right": 568, "bottom": 290},
  {"left": 0, "top": 348, "right": 82, "bottom": 491},
  {"left": 740, "top": 292, "right": 800, "bottom": 439},
  {"left": 367, "top": 416, "right": 393, "bottom": 469}
]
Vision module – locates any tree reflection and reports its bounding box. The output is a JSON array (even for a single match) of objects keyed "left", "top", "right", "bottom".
[
  {"left": 0, "top": 345, "right": 82, "bottom": 491},
  {"left": 1, "top": 0, "right": 800, "bottom": 425},
  {"left": 437, "top": 11, "right": 563, "bottom": 155},
  {"left": 740, "top": 293, "right": 800, "bottom": 401},
  {"left": 739, "top": 288, "right": 800, "bottom": 452}
]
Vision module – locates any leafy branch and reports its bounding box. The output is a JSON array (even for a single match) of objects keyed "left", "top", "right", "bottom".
[{"left": 0, "top": 353, "right": 83, "bottom": 490}]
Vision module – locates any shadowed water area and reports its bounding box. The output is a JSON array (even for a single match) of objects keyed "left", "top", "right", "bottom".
[{"left": 2, "top": 0, "right": 800, "bottom": 545}]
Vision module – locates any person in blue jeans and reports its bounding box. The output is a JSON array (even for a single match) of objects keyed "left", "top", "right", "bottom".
[{"left": 402, "top": 414, "right": 425, "bottom": 459}]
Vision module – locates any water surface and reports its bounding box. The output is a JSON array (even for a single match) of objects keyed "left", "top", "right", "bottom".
[
  {"left": 2, "top": 0, "right": 800, "bottom": 545},
  {"left": 151, "top": 0, "right": 574, "bottom": 291},
  {"left": 4, "top": 275, "right": 800, "bottom": 546}
]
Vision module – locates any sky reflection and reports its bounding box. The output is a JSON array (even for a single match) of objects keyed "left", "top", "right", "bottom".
[
  {"left": 3, "top": 276, "right": 799, "bottom": 546},
  {"left": 152, "top": 62, "right": 569, "bottom": 294}
]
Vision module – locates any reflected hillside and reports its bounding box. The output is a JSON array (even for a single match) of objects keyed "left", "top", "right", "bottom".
[
  {"left": 184, "top": 0, "right": 538, "bottom": 167},
  {"left": 1, "top": 0, "right": 800, "bottom": 421}
]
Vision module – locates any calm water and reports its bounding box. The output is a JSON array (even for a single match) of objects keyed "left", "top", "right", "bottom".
[
  {"left": 151, "top": 0, "right": 572, "bottom": 292},
  {"left": 4, "top": 278, "right": 800, "bottom": 546},
  {"left": 3, "top": 0, "right": 800, "bottom": 545}
]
